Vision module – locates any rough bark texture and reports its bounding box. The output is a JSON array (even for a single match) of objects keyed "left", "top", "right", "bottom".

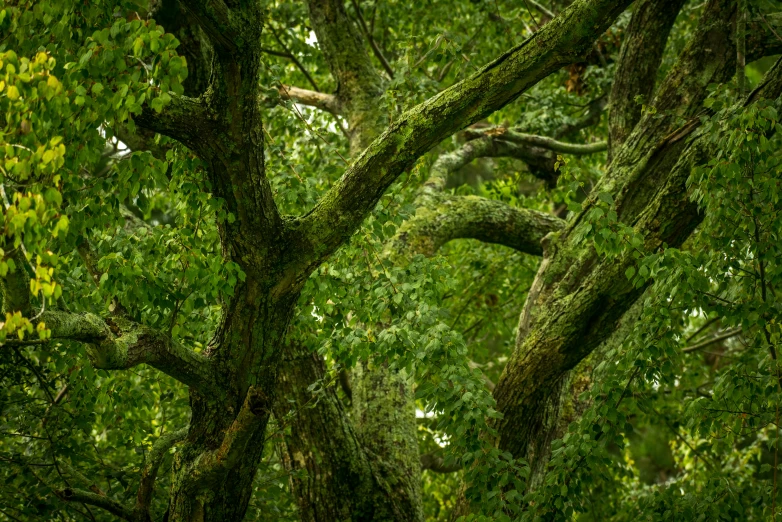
[
  {"left": 608, "top": 0, "right": 687, "bottom": 155},
  {"left": 40, "top": 0, "right": 646, "bottom": 520},
  {"left": 488, "top": 0, "right": 782, "bottom": 479}
]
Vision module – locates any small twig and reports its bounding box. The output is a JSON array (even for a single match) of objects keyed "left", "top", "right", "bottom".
[
  {"left": 269, "top": 25, "right": 321, "bottom": 92},
  {"left": 682, "top": 328, "right": 742, "bottom": 353}
]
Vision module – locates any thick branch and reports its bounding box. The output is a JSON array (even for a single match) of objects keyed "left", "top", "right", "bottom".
[
  {"left": 37, "top": 311, "right": 214, "bottom": 391},
  {"left": 59, "top": 488, "right": 134, "bottom": 521},
  {"left": 608, "top": 0, "right": 687, "bottom": 154},
  {"left": 132, "top": 93, "right": 213, "bottom": 153},
  {"left": 279, "top": 85, "right": 341, "bottom": 115},
  {"left": 292, "top": 0, "right": 632, "bottom": 270},
  {"left": 135, "top": 428, "right": 188, "bottom": 517},
  {"left": 392, "top": 195, "right": 564, "bottom": 257}
]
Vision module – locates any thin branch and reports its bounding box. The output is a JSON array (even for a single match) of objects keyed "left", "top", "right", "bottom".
[
  {"left": 349, "top": 0, "right": 395, "bottom": 78},
  {"left": 135, "top": 427, "right": 188, "bottom": 517},
  {"left": 269, "top": 26, "right": 321, "bottom": 92},
  {"left": 682, "top": 328, "right": 742, "bottom": 353}
]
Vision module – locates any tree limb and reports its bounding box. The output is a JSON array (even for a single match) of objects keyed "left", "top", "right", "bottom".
[
  {"left": 36, "top": 311, "right": 215, "bottom": 392},
  {"left": 608, "top": 0, "right": 687, "bottom": 154},
  {"left": 392, "top": 195, "right": 564, "bottom": 257},
  {"left": 683, "top": 328, "right": 743, "bottom": 353},
  {"left": 278, "top": 85, "right": 341, "bottom": 115},
  {"left": 135, "top": 427, "right": 188, "bottom": 518},
  {"left": 292, "top": 0, "right": 633, "bottom": 271},
  {"left": 464, "top": 127, "right": 607, "bottom": 155},
  {"left": 131, "top": 93, "right": 214, "bottom": 155},
  {"left": 58, "top": 488, "right": 134, "bottom": 521}
]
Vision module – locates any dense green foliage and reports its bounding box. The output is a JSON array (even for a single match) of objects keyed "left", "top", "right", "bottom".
[{"left": 3, "top": 0, "right": 782, "bottom": 521}]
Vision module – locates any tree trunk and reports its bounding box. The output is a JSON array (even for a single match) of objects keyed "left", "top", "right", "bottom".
[{"left": 166, "top": 283, "right": 299, "bottom": 521}]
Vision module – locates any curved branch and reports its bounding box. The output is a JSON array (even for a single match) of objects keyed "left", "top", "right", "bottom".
[
  {"left": 279, "top": 85, "right": 341, "bottom": 115},
  {"left": 392, "top": 194, "right": 564, "bottom": 257},
  {"left": 37, "top": 311, "right": 215, "bottom": 392},
  {"left": 135, "top": 427, "right": 188, "bottom": 517},
  {"left": 58, "top": 488, "right": 134, "bottom": 521},
  {"left": 292, "top": 0, "right": 632, "bottom": 270}
]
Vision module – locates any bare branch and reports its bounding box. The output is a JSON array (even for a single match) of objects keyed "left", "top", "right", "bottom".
[{"left": 279, "top": 85, "right": 341, "bottom": 115}]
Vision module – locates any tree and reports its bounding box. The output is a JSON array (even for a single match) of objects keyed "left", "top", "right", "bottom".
[{"left": 3, "top": 0, "right": 782, "bottom": 521}]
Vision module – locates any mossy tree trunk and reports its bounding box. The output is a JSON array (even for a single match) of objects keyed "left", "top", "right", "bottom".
[{"left": 38, "top": 0, "right": 645, "bottom": 520}]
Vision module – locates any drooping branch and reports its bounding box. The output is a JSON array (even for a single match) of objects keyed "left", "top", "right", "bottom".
[
  {"left": 292, "top": 0, "right": 633, "bottom": 271},
  {"left": 278, "top": 85, "right": 341, "bottom": 115},
  {"left": 135, "top": 427, "right": 188, "bottom": 518},
  {"left": 608, "top": 0, "right": 687, "bottom": 154},
  {"left": 35, "top": 311, "right": 215, "bottom": 392}
]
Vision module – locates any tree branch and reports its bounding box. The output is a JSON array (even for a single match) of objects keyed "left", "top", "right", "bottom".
[
  {"left": 279, "top": 85, "right": 341, "bottom": 115},
  {"left": 608, "top": 0, "right": 687, "bottom": 154},
  {"left": 392, "top": 194, "right": 564, "bottom": 257},
  {"left": 349, "top": 0, "right": 395, "bottom": 78},
  {"left": 131, "top": 93, "right": 214, "bottom": 155},
  {"left": 58, "top": 488, "right": 134, "bottom": 521},
  {"left": 36, "top": 311, "right": 215, "bottom": 392},
  {"left": 464, "top": 127, "right": 607, "bottom": 155},
  {"left": 291, "top": 0, "right": 632, "bottom": 271},
  {"left": 135, "top": 427, "right": 188, "bottom": 517},
  {"left": 683, "top": 328, "right": 743, "bottom": 353}
]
